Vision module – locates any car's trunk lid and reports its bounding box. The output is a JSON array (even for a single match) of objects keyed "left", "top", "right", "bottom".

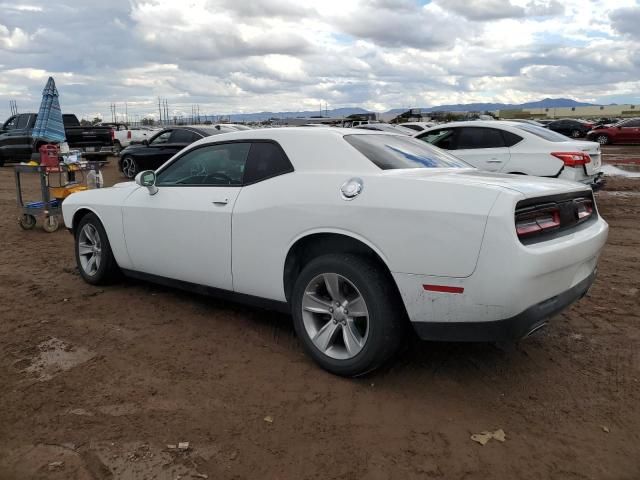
[{"left": 381, "top": 168, "right": 590, "bottom": 197}]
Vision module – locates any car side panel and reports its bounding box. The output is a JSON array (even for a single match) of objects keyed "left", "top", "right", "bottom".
[{"left": 231, "top": 172, "right": 500, "bottom": 301}]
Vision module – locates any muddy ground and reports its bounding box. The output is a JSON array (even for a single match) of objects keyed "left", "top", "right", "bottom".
[{"left": 0, "top": 145, "right": 639, "bottom": 480}]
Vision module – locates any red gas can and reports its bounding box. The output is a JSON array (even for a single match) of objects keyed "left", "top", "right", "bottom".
[{"left": 39, "top": 144, "right": 60, "bottom": 167}]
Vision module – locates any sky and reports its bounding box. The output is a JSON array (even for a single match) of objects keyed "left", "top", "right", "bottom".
[{"left": 1, "top": 0, "right": 639, "bottom": 121}]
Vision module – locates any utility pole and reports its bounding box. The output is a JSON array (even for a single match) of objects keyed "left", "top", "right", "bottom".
[
  {"left": 164, "top": 99, "right": 169, "bottom": 125},
  {"left": 158, "top": 97, "right": 163, "bottom": 125},
  {"left": 125, "top": 102, "right": 128, "bottom": 125}
]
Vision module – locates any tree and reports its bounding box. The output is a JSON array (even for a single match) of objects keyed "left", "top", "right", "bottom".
[
  {"left": 91, "top": 116, "right": 103, "bottom": 125},
  {"left": 141, "top": 117, "right": 155, "bottom": 126}
]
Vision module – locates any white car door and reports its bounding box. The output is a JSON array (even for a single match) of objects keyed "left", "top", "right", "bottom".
[
  {"left": 451, "top": 127, "right": 511, "bottom": 172},
  {"left": 122, "top": 142, "right": 251, "bottom": 290}
]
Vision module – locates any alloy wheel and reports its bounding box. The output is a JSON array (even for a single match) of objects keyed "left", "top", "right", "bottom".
[
  {"left": 122, "top": 157, "right": 137, "bottom": 178},
  {"left": 78, "top": 223, "right": 102, "bottom": 276},
  {"left": 301, "top": 273, "right": 369, "bottom": 360}
]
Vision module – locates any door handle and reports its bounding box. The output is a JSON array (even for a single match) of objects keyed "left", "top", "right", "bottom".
[
  {"left": 212, "top": 198, "right": 229, "bottom": 206},
  {"left": 487, "top": 159, "right": 503, "bottom": 163}
]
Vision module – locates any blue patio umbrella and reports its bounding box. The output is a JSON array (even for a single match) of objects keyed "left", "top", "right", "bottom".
[{"left": 32, "top": 76, "right": 66, "bottom": 143}]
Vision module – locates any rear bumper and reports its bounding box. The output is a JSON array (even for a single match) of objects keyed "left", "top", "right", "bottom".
[
  {"left": 588, "top": 172, "right": 606, "bottom": 191},
  {"left": 412, "top": 269, "right": 596, "bottom": 342}
]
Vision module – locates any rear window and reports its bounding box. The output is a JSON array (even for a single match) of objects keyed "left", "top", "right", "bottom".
[
  {"left": 513, "top": 124, "right": 569, "bottom": 142},
  {"left": 344, "top": 134, "right": 470, "bottom": 170}
]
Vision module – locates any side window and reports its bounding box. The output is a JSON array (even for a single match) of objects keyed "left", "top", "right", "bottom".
[
  {"left": 156, "top": 143, "right": 251, "bottom": 186},
  {"left": 150, "top": 131, "right": 172, "bottom": 145},
  {"left": 243, "top": 142, "right": 294, "bottom": 184},
  {"left": 502, "top": 130, "right": 523, "bottom": 147},
  {"left": 624, "top": 119, "right": 640, "bottom": 127},
  {"left": 457, "top": 127, "right": 505, "bottom": 149},
  {"left": 168, "top": 129, "right": 201, "bottom": 143},
  {"left": 4, "top": 116, "right": 18, "bottom": 130},
  {"left": 418, "top": 129, "right": 457, "bottom": 150},
  {"left": 16, "top": 114, "right": 31, "bottom": 129}
]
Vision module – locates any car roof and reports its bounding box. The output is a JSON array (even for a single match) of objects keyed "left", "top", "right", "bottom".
[{"left": 180, "top": 127, "right": 404, "bottom": 172}]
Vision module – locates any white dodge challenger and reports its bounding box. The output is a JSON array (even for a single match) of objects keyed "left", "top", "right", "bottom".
[{"left": 62, "top": 128, "right": 608, "bottom": 376}]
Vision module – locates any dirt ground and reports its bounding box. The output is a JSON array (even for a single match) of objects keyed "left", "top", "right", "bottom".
[{"left": 0, "top": 146, "right": 639, "bottom": 480}]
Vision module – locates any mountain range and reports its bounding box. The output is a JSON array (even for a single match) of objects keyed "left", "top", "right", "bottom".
[{"left": 226, "top": 98, "right": 596, "bottom": 122}]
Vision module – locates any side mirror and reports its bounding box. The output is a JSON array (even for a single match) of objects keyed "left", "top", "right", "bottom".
[
  {"left": 617, "top": 126, "right": 622, "bottom": 130},
  {"left": 135, "top": 170, "right": 158, "bottom": 195},
  {"left": 142, "top": 139, "right": 149, "bottom": 146}
]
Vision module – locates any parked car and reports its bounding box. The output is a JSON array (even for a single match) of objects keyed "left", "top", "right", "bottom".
[
  {"left": 0, "top": 113, "right": 114, "bottom": 166},
  {"left": 415, "top": 121, "right": 604, "bottom": 189},
  {"left": 400, "top": 122, "right": 436, "bottom": 133},
  {"left": 98, "top": 123, "right": 157, "bottom": 154},
  {"left": 62, "top": 128, "right": 608, "bottom": 376},
  {"left": 546, "top": 119, "right": 594, "bottom": 138},
  {"left": 117, "top": 125, "right": 235, "bottom": 178},
  {"left": 586, "top": 118, "right": 640, "bottom": 145},
  {"left": 353, "top": 123, "right": 415, "bottom": 135}
]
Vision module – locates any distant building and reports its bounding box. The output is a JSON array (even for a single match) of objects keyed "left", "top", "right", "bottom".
[{"left": 498, "top": 104, "right": 640, "bottom": 120}]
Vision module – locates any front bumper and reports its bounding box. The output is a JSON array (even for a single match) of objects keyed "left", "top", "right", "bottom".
[{"left": 412, "top": 269, "right": 596, "bottom": 342}]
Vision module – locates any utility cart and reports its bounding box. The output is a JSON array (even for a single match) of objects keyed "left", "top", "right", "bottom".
[{"left": 14, "top": 161, "right": 106, "bottom": 233}]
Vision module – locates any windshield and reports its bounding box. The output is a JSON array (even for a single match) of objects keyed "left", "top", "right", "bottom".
[
  {"left": 513, "top": 123, "right": 570, "bottom": 142},
  {"left": 344, "top": 134, "right": 471, "bottom": 170}
]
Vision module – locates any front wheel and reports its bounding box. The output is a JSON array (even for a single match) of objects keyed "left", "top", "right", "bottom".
[
  {"left": 596, "top": 134, "right": 610, "bottom": 145},
  {"left": 42, "top": 215, "right": 59, "bottom": 233},
  {"left": 570, "top": 129, "right": 582, "bottom": 138},
  {"left": 75, "top": 213, "right": 119, "bottom": 284},
  {"left": 291, "top": 254, "right": 405, "bottom": 376}
]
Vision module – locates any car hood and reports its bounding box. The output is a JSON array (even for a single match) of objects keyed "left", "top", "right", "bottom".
[
  {"left": 120, "top": 144, "right": 148, "bottom": 154},
  {"left": 381, "top": 168, "right": 589, "bottom": 197}
]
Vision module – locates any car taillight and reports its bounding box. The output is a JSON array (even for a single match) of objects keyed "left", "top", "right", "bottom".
[
  {"left": 575, "top": 199, "right": 593, "bottom": 221},
  {"left": 127, "top": 130, "right": 131, "bottom": 139},
  {"left": 515, "top": 208, "right": 561, "bottom": 238},
  {"left": 110, "top": 128, "right": 115, "bottom": 140},
  {"left": 551, "top": 152, "right": 591, "bottom": 167}
]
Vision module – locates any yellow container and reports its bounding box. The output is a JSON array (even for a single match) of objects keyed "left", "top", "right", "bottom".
[{"left": 50, "top": 185, "right": 88, "bottom": 200}]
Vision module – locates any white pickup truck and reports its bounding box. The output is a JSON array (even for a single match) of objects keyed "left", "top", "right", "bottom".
[{"left": 99, "top": 123, "right": 158, "bottom": 155}]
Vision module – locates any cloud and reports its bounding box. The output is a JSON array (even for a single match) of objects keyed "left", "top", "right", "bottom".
[
  {"left": 435, "top": 0, "right": 525, "bottom": 21},
  {"left": 610, "top": 6, "right": 640, "bottom": 40}
]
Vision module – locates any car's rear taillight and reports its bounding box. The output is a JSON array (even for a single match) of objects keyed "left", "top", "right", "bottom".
[
  {"left": 127, "top": 130, "right": 132, "bottom": 139},
  {"left": 575, "top": 199, "right": 593, "bottom": 221},
  {"left": 515, "top": 208, "right": 561, "bottom": 238},
  {"left": 551, "top": 152, "right": 591, "bottom": 167},
  {"left": 110, "top": 128, "right": 115, "bottom": 140}
]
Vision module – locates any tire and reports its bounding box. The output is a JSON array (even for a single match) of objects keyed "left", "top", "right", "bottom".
[
  {"left": 75, "top": 213, "right": 120, "bottom": 285},
  {"left": 596, "top": 134, "right": 610, "bottom": 145},
  {"left": 42, "top": 215, "right": 59, "bottom": 233},
  {"left": 18, "top": 214, "right": 36, "bottom": 230},
  {"left": 121, "top": 155, "right": 138, "bottom": 179},
  {"left": 570, "top": 129, "right": 582, "bottom": 138},
  {"left": 291, "top": 253, "right": 405, "bottom": 377},
  {"left": 113, "top": 141, "right": 122, "bottom": 156}
]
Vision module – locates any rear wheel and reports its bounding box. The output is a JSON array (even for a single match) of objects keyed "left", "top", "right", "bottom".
[
  {"left": 75, "top": 213, "right": 119, "bottom": 284},
  {"left": 113, "top": 141, "right": 122, "bottom": 156},
  {"left": 291, "top": 254, "right": 405, "bottom": 376},
  {"left": 596, "top": 134, "right": 610, "bottom": 145},
  {"left": 570, "top": 129, "right": 582, "bottom": 138},
  {"left": 121, "top": 156, "right": 138, "bottom": 179},
  {"left": 18, "top": 214, "right": 36, "bottom": 230}
]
